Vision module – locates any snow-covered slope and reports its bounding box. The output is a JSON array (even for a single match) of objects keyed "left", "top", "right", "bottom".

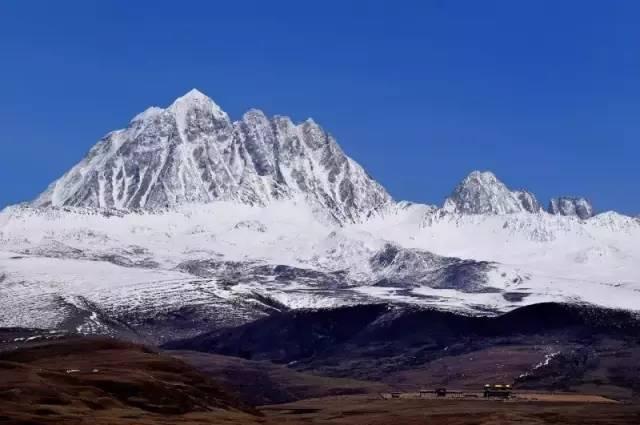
[
  {"left": 1, "top": 197, "right": 639, "bottom": 341},
  {"left": 0, "top": 201, "right": 511, "bottom": 330},
  {"left": 1, "top": 90, "right": 639, "bottom": 341},
  {"left": 34, "top": 89, "right": 391, "bottom": 224}
]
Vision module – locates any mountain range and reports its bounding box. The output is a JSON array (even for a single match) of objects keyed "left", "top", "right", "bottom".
[
  {"left": 34, "top": 89, "right": 390, "bottom": 224},
  {"left": 1, "top": 89, "right": 639, "bottom": 342}
]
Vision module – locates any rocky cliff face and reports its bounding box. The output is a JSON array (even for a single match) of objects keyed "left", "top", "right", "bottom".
[
  {"left": 513, "top": 190, "right": 542, "bottom": 213},
  {"left": 34, "top": 89, "right": 392, "bottom": 223},
  {"left": 548, "top": 197, "right": 594, "bottom": 219}
]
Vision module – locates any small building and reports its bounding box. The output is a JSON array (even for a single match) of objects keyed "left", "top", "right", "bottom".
[
  {"left": 435, "top": 387, "right": 447, "bottom": 397},
  {"left": 483, "top": 384, "right": 512, "bottom": 399}
]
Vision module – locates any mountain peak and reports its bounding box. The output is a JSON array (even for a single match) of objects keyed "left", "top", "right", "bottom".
[
  {"left": 444, "top": 170, "right": 539, "bottom": 215},
  {"left": 33, "top": 92, "right": 391, "bottom": 222},
  {"left": 444, "top": 170, "right": 520, "bottom": 215},
  {"left": 466, "top": 170, "right": 498, "bottom": 181},
  {"left": 168, "top": 88, "right": 228, "bottom": 121},
  {"left": 178, "top": 88, "right": 210, "bottom": 102}
]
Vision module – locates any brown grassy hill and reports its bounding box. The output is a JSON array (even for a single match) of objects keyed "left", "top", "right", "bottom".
[
  {"left": 0, "top": 337, "right": 260, "bottom": 425},
  {"left": 172, "top": 350, "right": 388, "bottom": 405}
]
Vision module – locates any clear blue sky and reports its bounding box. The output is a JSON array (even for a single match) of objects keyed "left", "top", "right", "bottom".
[{"left": 1, "top": 1, "right": 638, "bottom": 214}]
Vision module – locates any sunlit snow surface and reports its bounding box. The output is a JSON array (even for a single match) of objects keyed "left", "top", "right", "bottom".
[{"left": 1, "top": 199, "right": 639, "bottom": 333}]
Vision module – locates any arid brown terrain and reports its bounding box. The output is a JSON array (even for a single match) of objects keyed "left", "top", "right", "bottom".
[
  {"left": 172, "top": 350, "right": 388, "bottom": 405},
  {"left": 1, "top": 336, "right": 640, "bottom": 425},
  {"left": 0, "top": 338, "right": 260, "bottom": 425},
  {"left": 2, "top": 302, "right": 640, "bottom": 424},
  {"left": 262, "top": 395, "right": 640, "bottom": 425}
]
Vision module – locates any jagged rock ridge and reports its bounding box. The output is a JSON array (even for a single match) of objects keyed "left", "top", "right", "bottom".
[
  {"left": 548, "top": 197, "right": 594, "bottom": 219},
  {"left": 32, "top": 90, "right": 604, "bottom": 223},
  {"left": 443, "top": 171, "right": 541, "bottom": 215},
  {"left": 34, "top": 89, "right": 392, "bottom": 223},
  {"left": 513, "top": 190, "right": 542, "bottom": 213},
  {"left": 443, "top": 171, "right": 599, "bottom": 218}
]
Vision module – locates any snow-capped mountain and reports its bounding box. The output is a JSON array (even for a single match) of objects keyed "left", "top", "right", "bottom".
[
  {"left": 1, "top": 89, "right": 639, "bottom": 342},
  {"left": 443, "top": 171, "right": 541, "bottom": 215},
  {"left": 441, "top": 170, "right": 596, "bottom": 219},
  {"left": 34, "top": 89, "right": 391, "bottom": 224}
]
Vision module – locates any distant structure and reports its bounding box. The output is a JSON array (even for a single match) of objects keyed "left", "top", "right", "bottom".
[
  {"left": 483, "top": 384, "right": 512, "bottom": 399},
  {"left": 435, "top": 388, "right": 447, "bottom": 397},
  {"left": 417, "top": 388, "right": 464, "bottom": 399}
]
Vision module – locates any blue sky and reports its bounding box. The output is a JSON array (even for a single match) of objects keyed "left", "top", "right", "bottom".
[{"left": 1, "top": 1, "right": 638, "bottom": 214}]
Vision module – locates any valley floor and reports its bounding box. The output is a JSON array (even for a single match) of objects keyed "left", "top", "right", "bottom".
[
  {"left": 3, "top": 392, "right": 639, "bottom": 425},
  {"left": 1, "top": 335, "right": 639, "bottom": 425},
  {"left": 262, "top": 395, "right": 640, "bottom": 425}
]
